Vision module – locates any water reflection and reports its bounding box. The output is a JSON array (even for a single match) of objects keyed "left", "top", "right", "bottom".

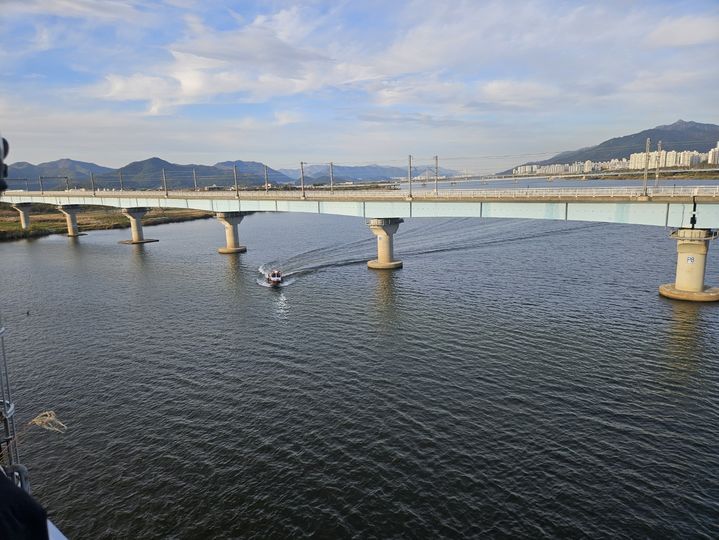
[
  {"left": 223, "top": 253, "right": 241, "bottom": 287},
  {"left": 273, "top": 292, "right": 290, "bottom": 321},
  {"left": 372, "top": 269, "right": 398, "bottom": 324},
  {"left": 130, "top": 244, "right": 149, "bottom": 270},
  {"left": 665, "top": 300, "right": 703, "bottom": 376}
]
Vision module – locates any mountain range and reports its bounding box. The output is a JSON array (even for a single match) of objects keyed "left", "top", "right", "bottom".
[
  {"left": 511, "top": 120, "right": 719, "bottom": 171},
  {"left": 8, "top": 157, "right": 459, "bottom": 189},
  {"left": 278, "top": 164, "right": 458, "bottom": 181},
  {"left": 7, "top": 157, "right": 292, "bottom": 189}
]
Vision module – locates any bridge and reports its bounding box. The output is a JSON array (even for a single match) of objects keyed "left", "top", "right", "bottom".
[{"left": 3, "top": 185, "right": 719, "bottom": 301}]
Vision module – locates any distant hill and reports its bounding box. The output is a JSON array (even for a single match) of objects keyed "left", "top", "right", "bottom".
[
  {"left": 7, "top": 157, "right": 292, "bottom": 190},
  {"left": 8, "top": 159, "right": 113, "bottom": 180},
  {"left": 279, "top": 163, "right": 458, "bottom": 182},
  {"left": 511, "top": 120, "right": 719, "bottom": 171}
]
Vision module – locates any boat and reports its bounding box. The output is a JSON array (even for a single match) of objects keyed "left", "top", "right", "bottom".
[{"left": 267, "top": 269, "right": 283, "bottom": 286}]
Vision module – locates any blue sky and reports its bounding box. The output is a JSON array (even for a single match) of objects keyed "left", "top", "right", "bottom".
[{"left": 1, "top": 0, "right": 718, "bottom": 172}]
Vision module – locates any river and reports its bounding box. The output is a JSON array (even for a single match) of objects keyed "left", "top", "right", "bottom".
[{"left": 1, "top": 203, "right": 718, "bottom": 537}]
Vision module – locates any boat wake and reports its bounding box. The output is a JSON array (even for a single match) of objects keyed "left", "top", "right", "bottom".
[
  {"left": 257, "top": 220, "right": 604, "bottom": 286},
  {"left": 256, "top": 277, "right": 296, "bottom": 288}
]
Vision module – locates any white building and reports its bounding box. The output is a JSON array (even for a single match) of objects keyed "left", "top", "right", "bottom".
[
  {"left": 513, "top": 142, "right": 714, "bottom": 175},
  {"left": 707, "top": 141, "right": 719, "bottom": 165}
]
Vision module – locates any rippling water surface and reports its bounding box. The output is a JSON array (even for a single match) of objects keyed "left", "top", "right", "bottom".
[{"left": 1, "top": 211, "right": 718, "bottom": 538}]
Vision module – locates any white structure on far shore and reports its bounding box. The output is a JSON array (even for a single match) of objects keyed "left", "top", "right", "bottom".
[{"left": 514, "top": 141, "right": 719, "bottom": 175}]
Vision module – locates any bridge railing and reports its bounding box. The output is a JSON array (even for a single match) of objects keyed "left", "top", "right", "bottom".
[
  {"left": 4, "top": 185, "right": 719, "bottom": 201},
  {"left": 410, "top": 185, "right": 719, "bottom": 198}
]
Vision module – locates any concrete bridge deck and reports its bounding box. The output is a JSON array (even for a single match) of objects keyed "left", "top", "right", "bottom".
[{"left": 3, "top": 185, "right": 719, "bottom": 228}]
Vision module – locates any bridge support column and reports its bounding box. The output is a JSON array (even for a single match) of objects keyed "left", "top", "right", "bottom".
[
  {"left": 11, "top": 204, "right": 31, "bottom": 230},
  {"left": 367, "top": 218, "right": 403, "bottom": 270},
  {"left": 57, "top": 205, "right": 85, "bottom": 237},
  {"left": 119, "top": 208, "right": 158, "bottom": 245},
  {"left": 215, "top": 212, "right": 247, "bottom": 254},
  {"left": 659, "top": 228, "right": 719, "bottom": 301}
]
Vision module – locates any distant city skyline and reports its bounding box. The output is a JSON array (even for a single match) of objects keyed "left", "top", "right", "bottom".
[
  {"left": 514, "top": 140, "right": 719, "bottom": 176},
  {"left": 1, "top": 0, "right": 718, "bottom": 172}
]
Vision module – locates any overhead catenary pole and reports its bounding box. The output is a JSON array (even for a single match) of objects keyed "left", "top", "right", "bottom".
[
  {"left": 642, "top": 137, "right": 651, "bottom": 195},
  {"left": 300, "top": 161, "right": 306, "bottom": 198},
  {"left": 91, "top": 172, "right": 96, "bottom": 195},
  {"left": 408, "top": 154, "right": 412, "bottom": 197},
  {"left": 192, "top": 168, "right": 198, "bottom": 191},
  {"left": 161, "top": 168, "right": 168, "bottom": 197},
  {"left": 329, "top": 162, "right": 334, "bottom": 194},
  {"left": 434, "top": 155, "right": 439, "bottom": 194},
  {"left": 64, "top": 176, "right": 70, "bottom": 190},
  {"left": 233, "top": 164, "right": 239, "bottom": 198},
  {"left": 654, "top": 140, "right": 662, "bottom": 188},
  {"left": 264, "top": 164, "right": 269, "bottom": 193},
  {"left": 38, "top": 176, "right": 44, "bottom": 194},
  {"left": 119, "top": 169, "right": 124, "bottom": 191}
]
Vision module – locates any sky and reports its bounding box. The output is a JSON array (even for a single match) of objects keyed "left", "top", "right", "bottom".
[{"left": 1, "top": 0, "right": 718, "bottom": 173}]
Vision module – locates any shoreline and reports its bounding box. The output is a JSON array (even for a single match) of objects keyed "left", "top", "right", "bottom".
[
  {"left": 509, "top": 171, "right": 719, "bottom": 181},
  {"left": 0, "top": 207, "right": 212, "bottom": 243}
]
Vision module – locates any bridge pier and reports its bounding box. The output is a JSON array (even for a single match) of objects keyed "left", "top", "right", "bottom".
[
  {"left": 57, "top": 205, "right": 85, "bottom": 237},
  {"left": 119, "top": 208, "right": 158, "bottom": 245},
  {"left": 215, "top": 212, "right": 247, "bottom": 254},
  {"left": 659, "top": 228, "right": 719, "bottom": 301},
  {"left": 367, "top": 218, "right": 403, "bottom": 270},
  {"left": 11, "top": 203, "right": 31, "bottom": 230}
]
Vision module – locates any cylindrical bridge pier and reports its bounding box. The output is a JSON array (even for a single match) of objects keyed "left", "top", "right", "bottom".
[
  {"left": 11, "top": 203, "right": 31, "bottom": 230},
  {"left": 57, "top": 205, "right": 85, "bottom": 237},
  {"left": 119, "top": 208, "right": 158, "bottom": 245},
  {"left": 367, "top": 218, "right": 403, "bottom": 270},
  {"left": 659, "top": 228, "right": 719, "bottom": 301},
  {"left": 215, "top": 212, "right": 247, "bottom": 254}
]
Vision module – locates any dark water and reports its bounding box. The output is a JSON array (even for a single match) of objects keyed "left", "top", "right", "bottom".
[{"left": 2, "top": 213, "right": 718, "bottom": 538}]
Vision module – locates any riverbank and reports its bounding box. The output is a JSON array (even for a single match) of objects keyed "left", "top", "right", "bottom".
[
  {"left": 0, "top": 204, "right": 212, "bottom": 242},
  {"left": 510, "top": 170, "right": 719, "bottom": 181}
]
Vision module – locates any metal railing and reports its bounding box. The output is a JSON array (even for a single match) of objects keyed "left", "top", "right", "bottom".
[{"left": 3, "top": 185, "right": 719, "bottom": 202}]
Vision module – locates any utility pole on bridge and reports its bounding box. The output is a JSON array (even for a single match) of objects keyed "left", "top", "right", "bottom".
[
  {"left": 408, "top": 155, "right": 413, "bottom": 198},
  {"left": 642, "top": 137, "right": 651, "bottom": 196},
  {"left": 233, "top": 164, "right": 239, "bottom": 198},
  {"left": 654, "top": 140, "right": 662, "bottom": 188},
  {"left": 300, "top": 161, "right": 306, "bottom": 198}
]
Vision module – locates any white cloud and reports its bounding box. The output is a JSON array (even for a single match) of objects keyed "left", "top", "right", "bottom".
[
  {"left": 478, "top": 80, "right": 561, "bottom": 109},
  {"left": 274, "top": 111, "right": 303, "bottom": 125},
  {"left": 95, "top": 73, "right": 181, "bottom": 115},
  {"left": 646, "top": 16, "right": 719, "bottom": 47},
  {"left": 2, "top": 1, "right": 718, "bottom": 169},
  {"left": 622, "top": 70, "right": 707, "bottom": 93},
  {"left": 252, "top": 6, "right": 320, "bottom": 43},
  {"left": 3, "top": 0, "right": 145, "bottom": 22}
]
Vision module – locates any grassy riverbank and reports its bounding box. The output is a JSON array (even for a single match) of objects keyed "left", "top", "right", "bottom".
[{"left": 0, "top": 204, "right": 212, "bottom": 242}]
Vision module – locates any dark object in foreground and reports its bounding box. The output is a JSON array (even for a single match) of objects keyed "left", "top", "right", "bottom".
[
  {"left": 0, "top": 473, "right": 49, "bottom": 540},
  {"left": 1, "top": 136, "right": 8, "bottom": 193}
]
